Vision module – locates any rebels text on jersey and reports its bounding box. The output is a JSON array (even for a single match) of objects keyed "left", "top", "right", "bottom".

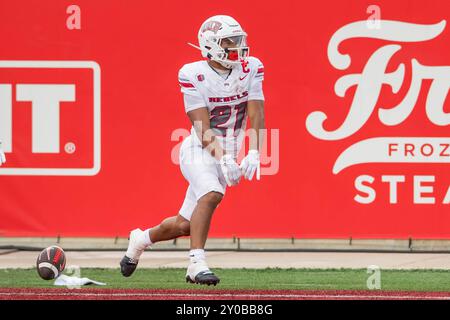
[{"left": 178, "top": 56, "right": 264, "bottom": 158}]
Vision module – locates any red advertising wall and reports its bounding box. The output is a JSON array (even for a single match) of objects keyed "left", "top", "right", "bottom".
[{"left": 0, "top": 0, "right": 449, "bottom": 238}]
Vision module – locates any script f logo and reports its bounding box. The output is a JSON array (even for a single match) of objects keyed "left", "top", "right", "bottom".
[{"left": 306, "top": 20, "right": 450, "bottom": 174}]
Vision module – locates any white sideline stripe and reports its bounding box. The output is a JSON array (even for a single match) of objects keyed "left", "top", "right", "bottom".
[{"left": 0, "top": 292, "right": 449, "bottom": 300}]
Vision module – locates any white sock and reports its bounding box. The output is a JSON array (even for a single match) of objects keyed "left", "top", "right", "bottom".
[
  {"left": 141, "top": 228, "right": 153, "bottom": 247},
  {"left": 189, "top": 249, "right": 206, "bottom": 263}
]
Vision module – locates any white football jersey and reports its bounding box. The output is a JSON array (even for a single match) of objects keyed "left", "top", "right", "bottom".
[{"left": 178, "top": 56, "right": 264, "bottom": 158}]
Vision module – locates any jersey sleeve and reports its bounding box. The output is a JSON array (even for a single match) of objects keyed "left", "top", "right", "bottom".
[
  {"left": 248, "top": 57, "right": 265, "bottom": 101},
  {"left": 178, "top": 67, "right": 206, "bottom": 113}
]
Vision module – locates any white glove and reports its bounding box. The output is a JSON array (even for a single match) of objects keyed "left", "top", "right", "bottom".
[
  {"left": 219, "top": 154, "right": 241, "bottom": 186},
  {"left": 239, "top": 150, "right": 260, "bottom": 181},
  {"left": 0, "top": 141, "right": 6, "bottom": 166}
]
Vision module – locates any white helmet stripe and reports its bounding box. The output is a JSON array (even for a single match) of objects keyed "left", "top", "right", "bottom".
[{"left": 38, "top": 262, "right": 59, "bottom": 278}]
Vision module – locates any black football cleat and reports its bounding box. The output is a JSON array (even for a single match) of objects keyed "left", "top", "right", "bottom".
[
  {"left": 120, "top": 255, "right": 138, "bottom": 277},
  {"left": 186, "top": 265, "right": 220, "bottom": 286},
  {"left": 120, "top": 228, "right": 148, "bottom": 277}
]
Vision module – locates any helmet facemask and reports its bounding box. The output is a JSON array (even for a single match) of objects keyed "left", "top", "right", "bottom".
[{"left": 214, "top": 35, "right": 250, "bottom": 69}]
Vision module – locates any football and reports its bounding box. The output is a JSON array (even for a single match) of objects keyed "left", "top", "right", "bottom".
[{"left": 36, "top": 246, "right": 66, "bottom": 280}]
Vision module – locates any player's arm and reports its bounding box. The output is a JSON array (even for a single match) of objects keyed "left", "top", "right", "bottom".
[
  {"left": 247, "top": 100, "right": 265, "bottom": 152},
  {"left": 179, "top": 69, "right": 225, "bottom": 160},
  {"left": 239, "top": 100, "right": 265, "bottom": 181},
  {"left": 240, "top": 59, "right": 265, "bottom": 181},
  {"left": 186, "top": 108, "right": 241, "bottom": 186},
  {"left": 186, "top": 107, "right": 224, "bottom": 160}
]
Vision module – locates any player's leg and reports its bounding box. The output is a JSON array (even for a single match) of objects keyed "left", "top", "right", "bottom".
[
  {"left": 120, "top": 187, "right": 195, "bottom": 277},
  {"left": 149, "top": 214, "right": 190, "bottom": 243},
  {"left": 189, "top": 191, "right": 222, "bottom": 249},
  {"left": 120, "top": 215, "right": 190, "bottom": 277},
  {"left": 185, "top": 191, "right": 223, "bottom": 286},
  {"left": 177, "top": 136, "right": 227, "bottom": 285},
  {"left": 146, "top": 184, "right": 197, "bottom": 243}
]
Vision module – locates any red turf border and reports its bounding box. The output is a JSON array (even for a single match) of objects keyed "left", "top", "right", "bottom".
[{"left": 0, "top": 288, "right": 449, "bottom": 300}]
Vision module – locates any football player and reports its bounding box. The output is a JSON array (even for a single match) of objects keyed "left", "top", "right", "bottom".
[{"left": 120, "top": 15, "right": 265, "bottom": 286}]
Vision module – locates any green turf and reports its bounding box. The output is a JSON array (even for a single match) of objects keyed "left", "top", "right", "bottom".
[{"left": 1, "top": 268, "right": 450, "bottom": 292}]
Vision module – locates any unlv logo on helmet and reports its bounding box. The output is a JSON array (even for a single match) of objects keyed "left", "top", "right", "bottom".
[{"left": 201, "top": 21, "right": 222, "bottom": 34}]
